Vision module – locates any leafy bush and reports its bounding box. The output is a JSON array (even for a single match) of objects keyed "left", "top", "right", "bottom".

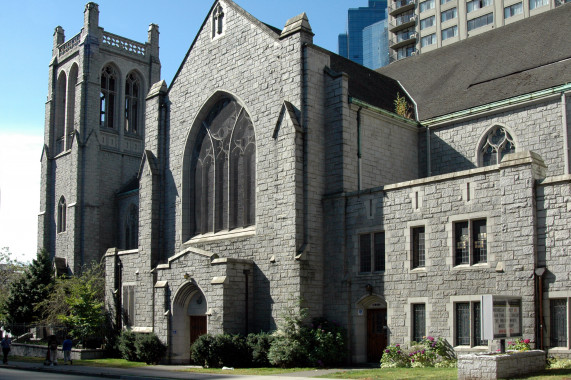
[
  {"left": 381, "top": 336, "right": 456, "bottom": 368},
  {"left": 507, "top": 338, "right": 531, "bottom": 351},
  {"left": 190, "top": 334, "right": 249, "bottom": 368},
  {"left": 246, "top": 332, "right": 274, "bottom": 367},
  {"left": 308, "top": 318, "right": 346, "bottom": 367},
  {"left": 117, "top": 330, "right": 138, "bottom": 362},
  {"left": 381, "top": 344, "right": 410, "bottom": 368},
  {"left": 134, "top": 332, "right": 166, "bottom": 364},
  {"left": 267, "top": 333, "right": 308, "bottom": 368},
  {"left": 548, "top": 356, "right": 571, "bottom": 369}
]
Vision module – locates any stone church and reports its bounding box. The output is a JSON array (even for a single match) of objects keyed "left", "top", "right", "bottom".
[{"left": 39, "top": 0, "right": 571, "bottom": 363}]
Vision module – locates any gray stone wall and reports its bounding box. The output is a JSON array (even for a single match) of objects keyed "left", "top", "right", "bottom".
[
  {"left": 325, "top": 151, "right": 545, "bottom": 362},
  {"left": 426, "top": 99, "right": 564, "bottom": 177}
]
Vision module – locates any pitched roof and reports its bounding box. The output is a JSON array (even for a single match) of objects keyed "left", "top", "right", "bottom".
[{"left": 377, "top": 4, "right": 571, "bottom": 121}]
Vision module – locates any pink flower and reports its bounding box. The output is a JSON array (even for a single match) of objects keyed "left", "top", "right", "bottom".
[
  {"left": 427, "top": 336, "right": 435, "bottom": 342},
  {"left": 523, "top": 339, "right": 530, "bottom": 344}
]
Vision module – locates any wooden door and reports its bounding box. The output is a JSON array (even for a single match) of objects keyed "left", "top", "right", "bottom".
[
  {"left": 367, "top": 309, "right": 387, "bottom": 362},
  {"left": 190, "top": 316, "right": 207, "bottom": 345}
]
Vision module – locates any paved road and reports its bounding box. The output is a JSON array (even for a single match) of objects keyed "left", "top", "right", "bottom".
[
  {"left": 0, "top": 367, "right": 105, "bottom": 379},
  {"left": 0, "top": 361, "right": 351, "bottom": 380}
]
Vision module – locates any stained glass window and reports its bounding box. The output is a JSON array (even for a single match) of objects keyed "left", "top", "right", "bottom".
[
  {"left": 456, "top": 303, "right": 470, "bottom": 345},
  {"left": 413, "top": 304, "right": 426, "bottom": 342},
  {"left": 480, "top": 126, "right": 516, "bottom": 166},
  {"left": 551, "top": 299, "right": 567, "bottom": 347},
  {"left": 191, "top": 98, "right": 256, "bottom": 236}
]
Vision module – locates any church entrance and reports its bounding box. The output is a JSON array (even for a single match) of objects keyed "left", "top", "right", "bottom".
[
  {"left": 190, "top": 315, "right": 207, "bottom": 345},
  {"left": 367, "top": 308, "right": 387, "bottom": 362},
  {"left": 171, "top": 282, "right": 208, "bottom": 363}
]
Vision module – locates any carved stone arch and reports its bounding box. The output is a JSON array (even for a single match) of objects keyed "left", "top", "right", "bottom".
[
  {"left": 170, "top": 281, "right": 208, "bottom": 363},
  {"left": 474, "top": 123, "right": 518, "bottom": 167},
  {"left": 124, "top": 69, "right": 145, "bottom": 135},
  {"left": 99, "top": 62, "right": 121, "bottom": 129},
  {"left": 356, "top": 294, "right": 387, "bottom": 309},
  {"left": 181, "top": 90, "right": 257, "bottom": 241}
]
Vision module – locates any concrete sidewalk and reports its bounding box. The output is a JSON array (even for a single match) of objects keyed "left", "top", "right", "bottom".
[{"left": 1, "top": 360, "right": 357, "bottom": 380}]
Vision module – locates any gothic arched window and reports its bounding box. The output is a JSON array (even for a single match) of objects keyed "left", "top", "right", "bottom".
[
  {"left": 55, "top": 71, "right": 67, "bottom": 154},
  {"left": 479, "top": 126, "right": 516, "bottom": 166},
  {"left": 212, "top": 4, "right": 225, "bottom": 38},
  {"left": 125, "top": 72, "right": 141, "bottom": 134},
  {"left": 191, "top": 98, "right": 256, "bottom": 236},
  {"left": 66, "top": 64, "right": 78, "bottom": 150},
  {"left": 57, "top": 196, "right": 67, "bottom": 233},
  {"left": 100, "top": 65, "right": 117, "bottom": 129},
  {"left": 125, "top": 204, "right": 138, "bottom": 250}
]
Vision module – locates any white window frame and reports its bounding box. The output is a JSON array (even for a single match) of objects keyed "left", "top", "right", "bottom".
[
  {"left": 449, "top": 295, "right": 490, "bottom": 350},
  {"left": 448, "top": 212, "right": 493, "bottom": 269},
  {"left": 546, "top": 292, "right": 571, "bottom": 353}
]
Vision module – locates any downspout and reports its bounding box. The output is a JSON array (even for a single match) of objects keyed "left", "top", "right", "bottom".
[
  {"left": 357, "top": 107, "right": 362, "bottom": 191},
  {"left": 535, "top": 267, "right": 546, "bottom": 350},
  {"left": 426, "top": 126, "right": 431, "bottom": 177},
  {"left": 344, "top": 195, "right": 353, "bottom": 363},
  {"left": 562, "top": 93, "right": 569, "bottom": 174},
  {"left": 244, "top": 269, "right": 250, "bottom": 334}
]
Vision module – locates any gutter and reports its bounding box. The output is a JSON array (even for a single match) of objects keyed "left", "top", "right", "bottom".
[
  {"left": 423, "top": 83, "right": 571, "bottom": 127},
  {"left": 349, "top": 97, "right": 418, "bottom": 127}
]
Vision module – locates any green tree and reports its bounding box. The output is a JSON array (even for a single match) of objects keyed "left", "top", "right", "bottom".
[
  {"left": 4, "top": 249, "right": 53, "bottom": 325},
  {"left": 0, "top": 247, "right": 27, "bottom": 323}
]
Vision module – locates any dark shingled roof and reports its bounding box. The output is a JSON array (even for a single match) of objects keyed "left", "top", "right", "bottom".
[
  {"left": 377, "top": 3, "right": 571, "bottom": 121},
  {"left": 312, "top": 45, "right": 414, "bottom": 117}
]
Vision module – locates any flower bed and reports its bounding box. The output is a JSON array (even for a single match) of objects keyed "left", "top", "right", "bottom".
[{"left": 457, "top": 350, "right": 546, "bottom": 380}]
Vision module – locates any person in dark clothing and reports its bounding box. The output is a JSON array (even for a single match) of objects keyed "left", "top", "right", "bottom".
[
  {"left": 1, "top": 335, "right": 11, "bottom": 364},
  {"left": 62, "top": 337, "right": 73, "bottom": 365}
]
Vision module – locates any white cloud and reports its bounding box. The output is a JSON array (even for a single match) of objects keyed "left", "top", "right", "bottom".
[{"left": 0, "top": 133, "right": 43, "bottom": 262}]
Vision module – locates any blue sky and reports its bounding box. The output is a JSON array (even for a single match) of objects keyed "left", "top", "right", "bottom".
[{"left": 0, "top": 0, "right": 363, "bottom": 261}]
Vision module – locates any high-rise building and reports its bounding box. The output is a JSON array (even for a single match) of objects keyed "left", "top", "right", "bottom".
[
  {"left": 338, "top": 0, "right": 387, "bottom": 66},
  {"left": 363, "top": 18, "right": 390, "bottom": 69},
  {"left": 388, "top": 0, "right": 569, "bottom": 62}
]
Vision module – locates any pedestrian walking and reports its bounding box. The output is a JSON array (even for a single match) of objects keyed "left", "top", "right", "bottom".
[
  {"left": 62, "top": 336, "right": 73, "bottom": 365},
  {"left": 1, "top": 335, "right": 11, "bottom": 364},
  {"left": 46, "top": 335, "right": 58, "bottom": 366}
]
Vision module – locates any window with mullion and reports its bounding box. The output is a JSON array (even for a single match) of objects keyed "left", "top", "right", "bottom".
[
  {"left": 413, "top": 304, "right": 426, "bottom": 342},
  {"left": 360, "top": 232, "right": 385, "bottom": 273},
  {"left": 474, "top": 302, "right": 487, "bottom": 346}
]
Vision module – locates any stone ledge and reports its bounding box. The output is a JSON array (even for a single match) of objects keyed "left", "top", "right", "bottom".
[{"left": 458, "top": 350, "right": 546, "bottom": 380}]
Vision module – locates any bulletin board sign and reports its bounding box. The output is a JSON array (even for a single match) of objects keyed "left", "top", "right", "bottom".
[{"left": 481, "top": 295, "right": 522, "bottom": 340}]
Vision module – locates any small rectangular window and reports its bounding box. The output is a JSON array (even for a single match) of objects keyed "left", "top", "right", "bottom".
[
  {"left": 504, "top": 2, "right": 523, "bottom": 18},
  {"left": 412, "top": 227, "right": 426, "bottom": 268},
  {"left": 122, "top": 285, "right": 136, "bottom": 327},
  {"left": 420, "top": 16, "right": 436, "bottom": 30},
  {"left": 467, "top": 13, "right": 494, "bottom": 32},
  {"left": 473, "top": 302, "right": 487, "bottom": 346},
  {"left": 360, "top": 232, "right": 385, "bottom": 273},
  {"left": 441, "top": 8, "right": 457, "bottom": 23},
  {"left": 467, "top": 0, "right": 493, "bottom": 12},
  {"left": 456, "top": 303, "right": 471, "bottom": 345},
  {"left": 529, "top": 0, "right": 549, "bottom": 9},
  {"left": 420, "top": 0, "right": 435, "bottom": 12},
  {"left": 442, "top": 25, "right": 458, "bottom": 40},
  {"left": 454, "top": 219, "right": 488, "bottom": 266},
  {"left": 413, "top": 304, "right": 426, "bottom": 342},
  {"left": 551, "top": 299, "right": 568, "bottom": 347}
]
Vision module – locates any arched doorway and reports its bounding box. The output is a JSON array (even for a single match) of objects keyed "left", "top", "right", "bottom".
[
  {"left": 171, "top": 282, "right": 207, "bottom": 363},
  {"left": 357, "top": 295, "right": 388, "bottom": 363}
]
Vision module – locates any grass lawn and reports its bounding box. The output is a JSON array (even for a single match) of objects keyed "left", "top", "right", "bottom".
[
  {"left": 178, "top": 367, "right": 317, "bottom": 375},
  {"left": 320, "top": 367, "right": 571, "bottom": 379},
  {"left": 10, "top": 356, "right": 148, "bottom": 369}
]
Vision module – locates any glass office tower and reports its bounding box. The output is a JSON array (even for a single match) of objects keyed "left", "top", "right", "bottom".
[
  {"left": 338, "top": 0, "right": 387, "bottom": 66},
  {"left": 363, "top": 18, "right": 389, "bottom": 69}
]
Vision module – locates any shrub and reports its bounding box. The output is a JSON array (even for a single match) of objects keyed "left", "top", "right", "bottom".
[
  {"left": 135, "top": 333, "right": 166, "bottom": 364},
  {"left": 246, "top": 332, "right": 274, "bottom": 367},
  {"left": 381, "top": 336, "right": 456, "bottom": 368},
  {"left": 381, "top": 344, "right": 410, "bottom": 368},
  {"left": 548, "top": 356, "right": 571, "bottom": 369},
  {"left": 190, "top": 334, "right": 249, "bottom": 368},
  {"left": 308, "top": 318, "right": 347, "bottom": 367},
  {"left": 268, "top": 334, "right": 308, "bottom": 368},
  {"left": 117, "top": 330, "right": 138, "bottom": 362},
  {"left": 507, "top": 338, "right": 531, "bottom": 351}
]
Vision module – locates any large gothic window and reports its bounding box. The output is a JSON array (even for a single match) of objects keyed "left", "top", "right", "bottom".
[
  {"left": 191, "top": 98, "right": 256, "bottom": 236},
  {"left": 125, "top": 72, "right": 141, "bottom": 134},
  {"left": 57, "top": 196, "right": 67, "bottom": 233},
  {"left": 479, "top": 126, "right": 516, "bottom": 166},
  {"left": 54, "top": 71, "right": 67, "bottom": 155},
  {"left": 100, "top": 65, "right": 117, "bottom": 129}
]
